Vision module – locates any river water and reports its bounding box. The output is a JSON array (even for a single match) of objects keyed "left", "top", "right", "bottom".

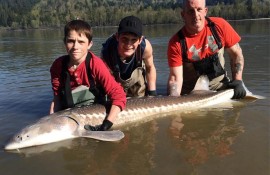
[{"left": 0, "top": 19, "right": 269, "bottom": 175}]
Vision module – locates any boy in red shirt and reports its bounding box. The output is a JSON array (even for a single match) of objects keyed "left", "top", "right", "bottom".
[{"left": 50, "top": 19, "right": 126, "bottom": 131}]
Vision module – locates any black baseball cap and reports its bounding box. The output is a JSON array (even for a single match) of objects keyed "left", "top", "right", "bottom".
[{"left": 118, "top": 16, "right": 142, "bottom": 37}]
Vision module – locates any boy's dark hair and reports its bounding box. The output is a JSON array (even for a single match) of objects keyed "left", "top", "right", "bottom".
[{"left": 63, "top": 20, "right": 93, "bottom": 43}]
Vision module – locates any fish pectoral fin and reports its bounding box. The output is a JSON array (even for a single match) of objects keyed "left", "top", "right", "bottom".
[
  {"left": 245, "top": 94, "right": 266, "bottom": 100},
  {"left": 80, "top": 130, "right": 125, "bottom": 142},
  {"left": 243, "top": 82, "right": 266, "bottom": 100}
]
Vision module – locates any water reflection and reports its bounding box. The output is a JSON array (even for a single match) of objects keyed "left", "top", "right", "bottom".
[
  {"left": 168, "top": 104, "right": 246, "bottom": 166},
  {"left": 230, "top": 19, "right": 270, "bottom": 35}
]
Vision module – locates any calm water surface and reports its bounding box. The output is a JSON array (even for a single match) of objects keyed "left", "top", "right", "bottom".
[{"left": 0, "top": 20, "right": 269, "bottom": 175}]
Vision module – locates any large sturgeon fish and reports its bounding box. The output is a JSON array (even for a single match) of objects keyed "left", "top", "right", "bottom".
[{"left": 4, "top": 76, "right": 263, "bottom": 150}]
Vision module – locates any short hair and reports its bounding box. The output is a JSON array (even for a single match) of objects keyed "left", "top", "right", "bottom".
[
  {"left": 63, "top": 20, "right": 93, "bottom": 43},
  {"left": 182, "top": 0, "right": 206, "bottom": 10}
]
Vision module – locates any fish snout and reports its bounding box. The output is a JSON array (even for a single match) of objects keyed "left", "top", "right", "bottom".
[{"left": 4, "top": 136, "right": 21, "bottom": 150}]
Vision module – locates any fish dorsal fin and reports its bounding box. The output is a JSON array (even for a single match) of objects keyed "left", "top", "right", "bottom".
[{"left": 193, "top": 75, "right": 210, "bottom": 91}]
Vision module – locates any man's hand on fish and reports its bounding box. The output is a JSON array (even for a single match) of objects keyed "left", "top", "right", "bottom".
[{"left": 228, "top": 80, "right": 246, "bottom": 99}]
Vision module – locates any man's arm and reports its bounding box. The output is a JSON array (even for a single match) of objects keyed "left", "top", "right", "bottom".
[
  {"left": 143, "top": 39, "right": 157, "bottom": 92},
  {"left": 226, "top": 43, "right": 246, "bottom": 99},
  {"left": 167, "top": 66, "right": 183, "bottom": 96},
  {"left": 226, "top": 43, "right": 244, "bottom": 81}
]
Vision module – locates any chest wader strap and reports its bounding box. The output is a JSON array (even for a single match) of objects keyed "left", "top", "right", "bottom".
[
  {"left": 60, "top": 53, "right": 102, "bottom": 109},
  {"left": 60, "top": 56, "right": 74, "bottom": 109},
  {"left": 134, "top": 40, "right": 146, "bottom": 83},
  {"left": 135, "top": 37, "right": 146, "bottom": 68},
  {"left": 205, "top": 17, "right": 222, "bottom": 49},
  {"left": 85, "top": 53, "right": 103, "bottom": 100}
]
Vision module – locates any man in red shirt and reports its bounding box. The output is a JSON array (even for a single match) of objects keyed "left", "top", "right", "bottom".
[
  {"left": 50, "top": 19, "right": 126, "bottom": 131},
  {"left": 167, "top": 0, "right": 246, "bottom": 99}
]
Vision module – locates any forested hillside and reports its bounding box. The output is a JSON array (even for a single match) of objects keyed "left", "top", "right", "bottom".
[{"left": 0, "top": 0, "right": 269, "bottom": 29}]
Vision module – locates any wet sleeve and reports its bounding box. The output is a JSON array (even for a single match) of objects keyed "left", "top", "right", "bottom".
[{"left": 91, "top": 55, "right": 126, "bottom": 110}]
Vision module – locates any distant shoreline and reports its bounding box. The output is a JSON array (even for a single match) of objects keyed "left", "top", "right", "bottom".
[
  {"left": 1, "top": 18, "right": 269, "bottom": 31},
  {"left": 227, "top": 17, "right": 270, "bottom": 21}
]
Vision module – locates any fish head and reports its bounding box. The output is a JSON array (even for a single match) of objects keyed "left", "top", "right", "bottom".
[{"left": 4, "top": 115, "right": 79, "bottom": 150}]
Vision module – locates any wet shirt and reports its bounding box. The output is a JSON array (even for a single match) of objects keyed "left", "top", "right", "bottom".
[{"left": 167, "top": 17, "right": 241, "bottom": 67}]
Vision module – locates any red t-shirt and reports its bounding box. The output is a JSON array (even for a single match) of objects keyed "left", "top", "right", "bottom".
[
  {"left": 167, "top": 17, "right": 241, "bottom": 67},
  {"left": 50, "top": 51, "right": 126, "bottom": 110}
]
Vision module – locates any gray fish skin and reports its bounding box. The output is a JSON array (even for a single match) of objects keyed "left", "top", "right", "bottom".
[{"left": 4, "top": 89, "right": 234, "bottom": 150}]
